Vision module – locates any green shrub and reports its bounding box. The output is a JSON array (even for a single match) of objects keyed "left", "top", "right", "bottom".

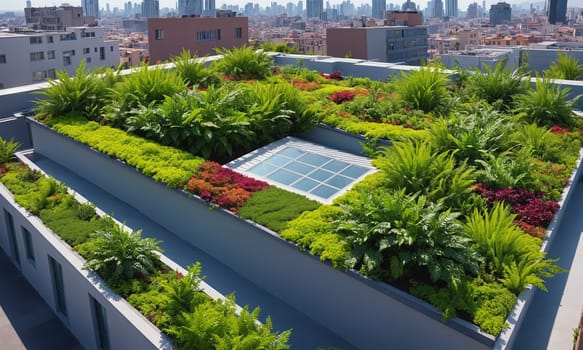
[
  {"left": 544, "top": 51, "right": 583, "bottom": 80},
  {"left": 105, "top": 63, "right": 186, "bottom": 127},
  {"left": 84, "top": 217, "right": 163, "bottom": 283},
  {"left": 466, "top": 59, "right": 527, "bottom": 111},
  {"left": 213, "top": 46, "right": 273, "bottom": 80},
  {"left": 34, "top": 60, "right": 117, "bottom": 121},
  {"left": 49, "top": 116, "right": 204, "bottom": 187},
  {"left": 0, "top": 137, "right": 20, "bottom": 164},
  {"left": 476, "top": 149, "right": 534, "bottom": 189},
  {"left": 471, "top": 280, "right": 516, "bottom": 335},
  {"left": 322, "top": 114, "right": 428, "bottom": 142},
  {"left": 239, "top": 187, "right": 321, "bottom": 232},
  {"left": 171, "top": 49, "right": 220, "bottom": 87},
  {"left": 395, "top": 67, "right": 450, "bottom": 114},
  {"left": 77, "top": 202, "right": 97, "bottom": 221},
  {"left": 40, "top": 203, "right": 110, "bottom": 246},
  {"left": 516, "top": 75, "right": 575, "bottom": 127}
]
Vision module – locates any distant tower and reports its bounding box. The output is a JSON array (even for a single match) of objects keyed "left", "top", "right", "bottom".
[
  {"left": 547, "top": 0, "right": 567, "bottom": 24},
  {"left": 204, "top": 0, "right": 215, "bottom": 16},
  {"left": 26, "top": 0, "right": 31, "bottom": 9},
  {"left": 142, "top": 0, "right": 159, "bottom": 17},
  {"left": 372, "top": 0, "right": 386, "bottom": 19},
  {"left": 434, "top": 0, "right": 444, "bottom": 17},
  {"left": 489, "top": 1, "right": 511, "bottom": 25},
  {"left": 83, "top": 0, "right": 100, "bottom": 18},
  {"left": 445, "top": 0, "right": 457, "bottom": 17},
  {"left": 179, "top": 0, "right": 203, "bottom": 16},
  {"left": 306, "top": 0, "right": 323, "bottom": 18}
]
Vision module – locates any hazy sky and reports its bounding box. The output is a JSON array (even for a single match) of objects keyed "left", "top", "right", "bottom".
[{"left": 2, "top": 0, "right": 582, "bottom": 13}]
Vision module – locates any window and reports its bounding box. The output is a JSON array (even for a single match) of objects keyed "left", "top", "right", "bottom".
[
  {"left": 81, "top": 31, "right": 96, "bottom": 38},
  {"left": 30, "top": 51, "right": 45, "bottom": 61},
  {"left": 234, "top": 27, "right": 242, "bottom": 39},
  {"left": 110, "top": 46, "right": 114, "bottom": 52},
  {"left": 90, "top": 295, "right": 110, "bottom": 350},
  {"left": 3, "top": 209, "right": 20, "bottom": 266},
  {"left": 32, "top": 70, "right": 46, "bottom": 81},
  {"left": 63, "top": 49, "right": 75, "bottom": 56},
  {"left": 154, "top": 29, "right": 164, "bottom": 40},
  {"left": 48, "top": 255, "right": 67, "bottom": 317},
  {"left": 29, "top": 36, "right": 42, "bottom": 44},
  {"left": 63, "top": 56, "right": 72, "bottom": 66},
  {"left": 47, "top": 35, "right": 54, "bottom": 43},
  {"left": 197, "top": 29, "right": 220, "bottom": 41},
  {"left": 60, "top": 32, "right": 76, "bottom": 41},
  {"left": 0, "top": 54, "right": 6, "bottom": 64},
  {"left": 99, "top": 47, "right": 105, "bottom": 60},
  {"left": 22, "top": 227, "right": 35, "bottom": 265},
  {"left": 86, "top": 57, "right": 92, "bottom": 63},
  {"left": 47, "top": 69, "right": 56, "bottom": 79},
  {"left": 47, "top": 50, "right": 55, "bottom": 59},
  {"left": 83, "top": 48, "right": 90, "bottom": 54}
]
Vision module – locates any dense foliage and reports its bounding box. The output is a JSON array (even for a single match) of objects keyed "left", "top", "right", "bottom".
[{"left": 32, "top": 50, "right": 583, "bottom": 337}]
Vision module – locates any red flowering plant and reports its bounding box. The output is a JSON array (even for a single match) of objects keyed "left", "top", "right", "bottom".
[
  {"left": 185, "top": 161, "right": 269, "bottom": 213},
  {"left": 474, "top": 183, "right": 560, "bottom": 234},
  {"left": 549, "top": 125, "right": 571, "bottom": 135},
  {"left": 329, "top": 90, "right": 356, "bottom": 104}
]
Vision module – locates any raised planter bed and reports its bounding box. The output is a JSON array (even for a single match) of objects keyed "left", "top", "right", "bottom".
[{"left": 28, "top": 117, "right": 499, "bottom": 349}]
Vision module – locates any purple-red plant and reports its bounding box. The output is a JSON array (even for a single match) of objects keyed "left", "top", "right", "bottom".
[
  {"left": 329, "top": 90, "right": 356, "bottom": 104},
  {"left": 185, "top": 161, "right": 269, "bottom": 213},
  {"left": 474, "top": 183, "right": 560, "bottom": 229}
]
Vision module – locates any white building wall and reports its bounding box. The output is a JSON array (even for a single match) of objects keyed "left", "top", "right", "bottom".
[{"left": 0, "top": 27, "right": 119, "bottom": 89}]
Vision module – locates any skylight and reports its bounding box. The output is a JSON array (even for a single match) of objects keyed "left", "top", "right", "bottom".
[{"left": 226, "top": 137, "right": 376, "bottom": 203}]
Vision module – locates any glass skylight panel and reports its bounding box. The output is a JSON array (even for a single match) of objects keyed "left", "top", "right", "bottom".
[{"left": 227, "top": 137, "right": 376, "bottom": 203}]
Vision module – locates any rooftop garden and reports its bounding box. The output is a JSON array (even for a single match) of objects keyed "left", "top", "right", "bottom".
[
  {"left": 0, "top": 136, "right": 291, "bottom": 349},
  {"left": 31, "top": 46, "right": 583, "bottom": 337}
]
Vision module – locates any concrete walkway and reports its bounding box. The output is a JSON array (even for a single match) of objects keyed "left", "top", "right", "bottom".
[
  {"left": 0, "top": 249, "right": 83, "bottom": 350},
  {"left": 28, "top": 153, "right": 355, "bottom": 350},
  {"left": 513, "top": 182, "right": 583, "bottom": 350}
]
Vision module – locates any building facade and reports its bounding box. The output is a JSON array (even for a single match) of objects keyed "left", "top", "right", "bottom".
[
  {"left": 0, "top": 26, "right": 119, "bottom": 89},
  {"left": 148, "top": 16, "right": 248, "bottom": 63},
  {"left": 372, "top": 0, "right": 387, "bottom": 19},
  {"left": 547, "top": 0, "right": 567, "bottom": 25},
  {"left": 489, "top": 2, "right": 511, "bottom": 26},
  {"left": 25, "top": 6, "right": 96, "bottom": 31},
  {"left": 327, "top": 25, "right": 428, "bottom": 65}
]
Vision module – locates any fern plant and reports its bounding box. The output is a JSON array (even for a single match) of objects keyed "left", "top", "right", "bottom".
[
  {"left": 84, "top": 218, "right": 163, "bottom": 283},
  {"left": 476, "top": 149, "right": 534, "bottom": 189},
  {"left": 544, "top": 51, "right": 583, "bottom": 80},
  {"left": 171, "top": 49, "right": 220, "bottom": 87},
  {"left": 335, "top": 189, "right": 481, "bottom": 288},
  {"left": 516, "top": 74, "right": 575, "bottom": 127},
  {"left": 213, "top": 46, "right": 273, "bottom": 80},
  {"left": 0, "top": 137, "right": 20, "bottom": 164},
  {"left": 34, "top": 60, "right": 116, "bottom": 121},
  {"left": 395, "top": 67, "right": 450, "bottom": 114},
  {"left": 467, "top": 59, "right": 527, "bottom": 111}
]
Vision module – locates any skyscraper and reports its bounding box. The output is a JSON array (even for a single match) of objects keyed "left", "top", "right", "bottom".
[
  {"left": 445, "top": 0, "right": 457, "bottom": 17},
  {"left": 142, "top": 0, "right": 159, "bottom": 17},
  {"left": 306, "top": 0, "right": 323, "bottom": 18},
  {"left": 204, "top": 0, "right": 216, "bottom": 16},
  {"left": 547, "top": 0, "right": 567, "bottom": 24},
  {"left": 433, "top": 0, "right": 444, "bottom": 17},
  {"left": 179, "top": 0, "right": 203, "bottom": 16},
  {"left": 490, "top": 2, "right": 511, "bottom": 25},
  {"left": 83, "top": 0, "right": 99, "bottom": 18},
  {"left": 372, "top": 0, "right": 386, "bottom": 19}
]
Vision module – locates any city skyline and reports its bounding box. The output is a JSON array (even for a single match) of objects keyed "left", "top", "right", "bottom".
[{"left": 0, "top": 0, "right": 578, "bottom": 13}]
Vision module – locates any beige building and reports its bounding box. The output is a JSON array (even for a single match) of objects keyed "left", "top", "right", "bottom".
[{"left": 148, "top": 16, "right": 248, "bottom": 64}]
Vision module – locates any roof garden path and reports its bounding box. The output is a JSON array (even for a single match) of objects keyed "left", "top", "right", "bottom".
[
  {"left": 0, "top": 249, "right": 83, "bottom": 350},
  {"left": 25, "top": 152, "right": 356, "bottom": 350},
  {"left": 513, "top": 181, "right": 583, "bottom": 349}
]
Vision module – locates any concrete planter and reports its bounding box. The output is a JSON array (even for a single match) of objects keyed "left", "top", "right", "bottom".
[
  {"left": 0, "top": 181, "right": 169, "bottom": 350},
  {"left": 28, "top": 118, "right": 500, "bottom": 349}
]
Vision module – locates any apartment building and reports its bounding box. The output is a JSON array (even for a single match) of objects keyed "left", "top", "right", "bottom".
[
  {"left": 25, "top": 5, "right": 96, "bottom": 31},
  {"left": 148, "top": 16, "right": 248, "bottom": 63},
  {"left": 0, "top": 26, "right": 119, "bottom": 89},
  {"left": 327, "top": 25, "right": 428, "bottom": 64}
]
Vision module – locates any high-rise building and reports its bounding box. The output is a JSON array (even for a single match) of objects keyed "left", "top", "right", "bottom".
[
  {"left": 372, "top": 0, "right": 387, "bottom": 19},
  {"left": 306, "top": 0, "right": 323, "bottom": 18},
  {"left": 26, "top": 0, "right": 31, "bottom": 9},
  {"left": 547, "top": 0, "right": 567, "bottom": 24},
  {"left": 142, "top": 0, "right": 159, "bottom": 17},
  {"left": 83, "top": 0, "right": 100, "bottom": 19},
  {"left": 25, "top": 5, "right": 95, "bottom": 31},
  {"left": 445, "top": 0, "right": 457, "bottom": 17},
  {"left": 490, "top": 2, "right": 511, "bottom": 25},
  {"left": 467, "top": 2, "right": 478, "bottom": 18},
  {"left": 204, "top": 0, "right": 216, "bottom": 16},
  {"left": 179, "top": 0, "right": 203, "bottom": 16},
  {"left": 433, "top": 0, "right": 444, "bottom": 17}
]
